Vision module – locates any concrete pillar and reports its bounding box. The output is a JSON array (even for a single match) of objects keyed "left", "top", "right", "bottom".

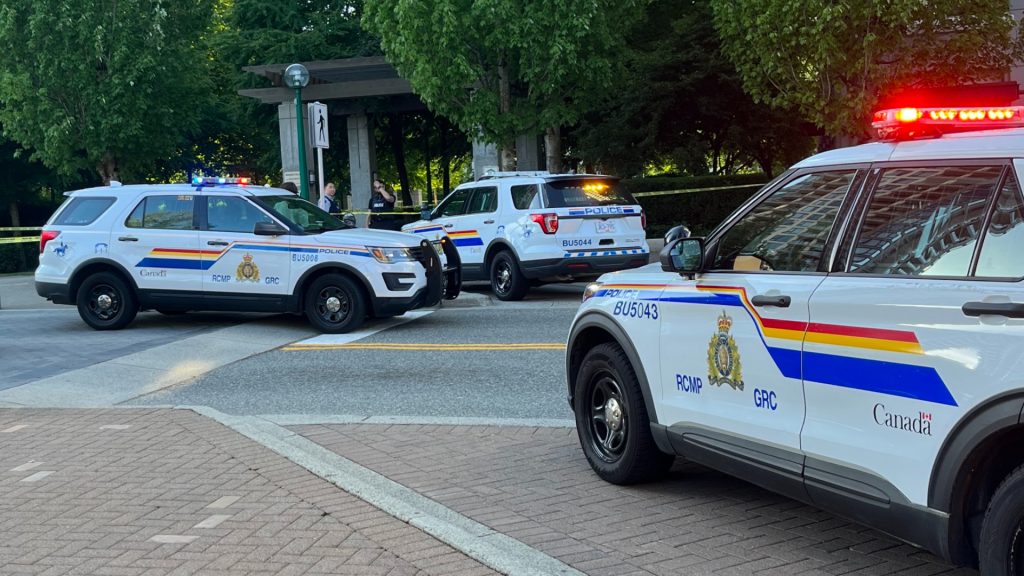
[
  {"left": 515, "top": 133, "right": 541, "bottom": 171},
  {"left": 472, "top": 139, "right": 499, "bottom": 181},
  {"left": 347, "top": 113, "right": 376, "bottom": 225},
  {"left": 277, "top": 102, "right": 314, "bottom": 190}
]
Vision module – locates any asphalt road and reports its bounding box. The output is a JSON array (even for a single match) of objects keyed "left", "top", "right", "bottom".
[{"left": 128, "top": 305, "right": 580, "bottom": 419}]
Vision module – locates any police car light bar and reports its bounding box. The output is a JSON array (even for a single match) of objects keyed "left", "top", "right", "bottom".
[
  {"left": 191, "top": 176, "right": 251, "bottom": 186},
  {"left": 872, "top": 106, "right": 1024, "bottom": 140}
]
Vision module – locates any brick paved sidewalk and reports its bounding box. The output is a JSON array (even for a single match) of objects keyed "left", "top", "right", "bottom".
[
  {"left": 0, "top": 409, "right": 495, "bottom": 576},
  {"left": 292, "top": 424, "right": 978, "bottom": 576}
]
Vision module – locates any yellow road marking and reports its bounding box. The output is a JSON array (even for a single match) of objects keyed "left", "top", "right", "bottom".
[{"left": 282, "top": 342, "right": 566, "bottom": 352}]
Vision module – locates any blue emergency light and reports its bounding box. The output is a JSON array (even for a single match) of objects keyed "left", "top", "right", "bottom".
[{"left": 191, "top": 176, "right": 251, "bottom": 187}]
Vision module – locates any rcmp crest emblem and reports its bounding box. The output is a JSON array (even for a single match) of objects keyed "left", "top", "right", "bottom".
[
  {"left": 707, "top": 311, "right": 744, "bottom": 390},
  {"left": 236, "top": 253, "right": 260, "bottom": 282}
]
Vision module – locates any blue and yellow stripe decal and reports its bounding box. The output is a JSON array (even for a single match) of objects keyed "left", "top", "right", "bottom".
[
  {"left": 136, "top": 241, "right": 372, "bottom": 270},
  {"left": 595, "top": 283, "right": 957, "bottom": 407},
  {"left": 447, "top": 230, "right": 484, "bottom": 247}
]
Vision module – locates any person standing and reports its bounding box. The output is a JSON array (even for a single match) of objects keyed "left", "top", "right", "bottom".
[
  {"left": 367, "top": 178, "right": 397, "bottom": 229},
  {"left": 318, "top": 182, "right": 340, "bottom": 214}
]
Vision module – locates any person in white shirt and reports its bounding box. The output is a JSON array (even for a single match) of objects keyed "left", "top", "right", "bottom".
[{"left": 318, "top": 182, "right": 339, "bottom": 214}]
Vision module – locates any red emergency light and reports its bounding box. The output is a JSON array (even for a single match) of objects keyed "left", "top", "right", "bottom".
[{"left": 872, "top": 106, "right": 1024, "bottom": 140}]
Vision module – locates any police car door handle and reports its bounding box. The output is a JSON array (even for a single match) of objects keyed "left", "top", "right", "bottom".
[
  {"left": 483, "top": 219, "right": 495, "bottom": 224},
  {"left": 117, "top": 236, "right": 138, "bottom": 242},
  {"left": 443, "top": 223, "right": 454, "bottom": 229},
  {"left": 751, "top": 295, "right": 791, "bottom": 308},
  {"left": 962, "top": 302, "right": 1024, "bottom": 318},
  {"left": 207, "top": 240, "right": 229, "bottom": 246}
]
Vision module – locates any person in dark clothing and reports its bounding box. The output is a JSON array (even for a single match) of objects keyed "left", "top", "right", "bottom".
[
  {"left": 318, "top": 182, "right": 340, "bottom": 214},
  {"left": 367, "top": 179, "right": 398, "bottom": 230},
  {"left": 280, "top": 182, "right": 298, "bottom": 194}
]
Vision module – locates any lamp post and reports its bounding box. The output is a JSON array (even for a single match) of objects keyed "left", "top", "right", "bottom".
[{"left": 283, "top": 63, "right": 311, "bottom": 200}]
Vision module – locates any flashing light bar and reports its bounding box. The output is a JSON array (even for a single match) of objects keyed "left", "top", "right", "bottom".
[
  {"left": 872, "top": 106, "right": 1024, "bottom": 140},
  {"left": 191, "top": 176, "right": 251, "bottom": 186}
]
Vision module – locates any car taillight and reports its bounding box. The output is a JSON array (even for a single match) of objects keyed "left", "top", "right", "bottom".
[
  {"left": 641, "top": 210, "right": 647, "bottom": 230},
  {"left": 39, "top": 230, "right": 60, "bottom": 254},
  {"left": 530, "top": 213, "right": 559, "bottom": 234}
]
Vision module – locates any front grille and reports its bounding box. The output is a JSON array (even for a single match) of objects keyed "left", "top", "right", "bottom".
[{"left": 408, "top": 246, "right": 425, "bottom": 262}]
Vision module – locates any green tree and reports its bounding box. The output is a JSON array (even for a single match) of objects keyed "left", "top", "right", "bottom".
[
  {"left": 573, "top": 0, "right": 812, "bottom": 177},
  {"left": 363, "top": 0, "right": 644, "bottom": 171},
  {"left": 0, "top": 0, "right": 215, "bottom": 183},
  {"left": 711, "top": 0, "right": 1024, "bottom": 140}
]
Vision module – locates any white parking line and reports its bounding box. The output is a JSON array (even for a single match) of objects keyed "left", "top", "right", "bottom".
[
  {"left": 99, "top": 425, "right": 132, "bottom": 430},
  {"left": 193, "top": 514, "right": 231, "bottom": 529},
  {"left": 206, "top": 495, "right": 240, "bottom": 509},
  {"left": 2, "top": 425, "right": 29, "bottom": 433},
  {"left": 10, "top": 461, "right": 43, "bottom": 472},
  {"left": 20, "top": 471, "right": 54, "bottom": 482},
  {"left": 150, "top": 535, "right": 198, "bottom": 544},
  {"left": 290, "top": 310, "right": 433, "bottom": 347}
]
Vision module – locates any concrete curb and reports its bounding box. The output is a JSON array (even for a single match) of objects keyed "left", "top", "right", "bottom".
[
  {"left": 185, "top": 405, "right": 585, "bottom": 576},
  {"left": 261, "top": 414, "right": 576, "bottom": 428}
]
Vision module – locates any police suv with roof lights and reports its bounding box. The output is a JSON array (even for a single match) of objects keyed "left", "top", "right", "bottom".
[
  {"left": 566, "top": 106, "right": 1024, "bottom": 574},
  {"left": 402, "top": 172, "right": 649, "bottom": 300},
  {"left": 35, "top": 177, "right": 459, "bottom": 333}
]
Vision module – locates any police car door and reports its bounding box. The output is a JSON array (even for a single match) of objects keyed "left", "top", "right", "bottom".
[
  {"left": 116, "top": 193, "right": 201, "bottom": 293},
  {"left": 802, "top": 162, "right": 1024, "bottom": 506},
  {"left": 199, "top": 194, "right": 290, "bottom": 296},
  {"left": 458, "top": 185, "right": 499, "bottom": 265},
  {"left": 659, "top": 169, "right": 860, "bottom": 457},
  {"left": 431, "top": 187, "right": 478, "bottom": 268}
]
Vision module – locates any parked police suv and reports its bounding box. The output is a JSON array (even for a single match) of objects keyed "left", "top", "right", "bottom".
[
  {"left": 35, "top": 178, "right": 459, "bottom": 333},
  {"left": 402, "top": 172, "right": 649, "bottom": 300},
  {"left": 566, "top": 106, "right": 1024, "bottom": 573}
]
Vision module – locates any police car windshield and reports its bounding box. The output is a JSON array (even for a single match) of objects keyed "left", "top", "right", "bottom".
[
  {"left": 260, "top": 195, "right": 344, "bottom": 233},
  {"left": 542, "top": 179, "right": 635, "bottom": 208}
]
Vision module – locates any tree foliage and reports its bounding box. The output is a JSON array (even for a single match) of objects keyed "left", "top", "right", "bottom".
[
  {"left": 0, "top": 0, "right": 215, "bottom": 183},
  {"left": 573, "top": 0, "right": 812, "bottom": 177},
  {"left": 363, "top": 0, "right": 644, "bottom": 167},
  {"left": 711, "top": 0, "right": 1024, "bottom": 139}
]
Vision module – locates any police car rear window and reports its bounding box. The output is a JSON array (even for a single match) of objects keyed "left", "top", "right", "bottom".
[
  {"left": 542, "top": 179, "right": 635, "bottom": 208},
  {"left": 52, "top": 197, "right": 116, "bottom": 226}
]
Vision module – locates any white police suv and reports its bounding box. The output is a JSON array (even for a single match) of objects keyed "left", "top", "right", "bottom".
[
  {"left": 566, "top": 106, "right": 1024, "bottom": 573},
  {"left": 35, "top": 178, "right": 459, "bottom": 333},
  {"left": 402, "top": 172, "right": 649, "bottom": 300}
]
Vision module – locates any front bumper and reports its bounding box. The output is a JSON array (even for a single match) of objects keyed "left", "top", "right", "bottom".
[
  {"left": 519, "top": 252, "right": 649, "bottom": 280},
  {"left": 374, "top": 238, "right": 461, "bottom": 317}
]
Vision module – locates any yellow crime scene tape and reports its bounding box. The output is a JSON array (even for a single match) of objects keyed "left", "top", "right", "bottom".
[
  {"left": 0, "top": 226, "right": 44, "bottom": 232},
  {"left": 0, "top": 236, "right": 41, "bottom": 245},
  {"left": 632, "top": 182, "right": 765, "bottom": 198}
]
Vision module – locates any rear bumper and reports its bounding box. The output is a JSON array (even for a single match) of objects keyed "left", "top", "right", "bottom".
[
  {"left": 36, "top": 281, "right": 72, "bottom": 305},
  {"left": 519, "top": 252, "right": 649, "bottom": 280}
]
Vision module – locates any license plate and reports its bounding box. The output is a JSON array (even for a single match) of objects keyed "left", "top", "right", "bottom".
[{"left": 596, "top": 221, "right": 617, "bottom": 234}]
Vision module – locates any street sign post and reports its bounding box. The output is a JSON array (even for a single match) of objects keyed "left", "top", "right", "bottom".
[{"left": 308, "top": 102, "right": 329, "bottom": 201}]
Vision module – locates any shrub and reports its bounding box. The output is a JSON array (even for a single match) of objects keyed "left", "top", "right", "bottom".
[{"left": 0, "top": 241, "right": 38, "bottom": 274}]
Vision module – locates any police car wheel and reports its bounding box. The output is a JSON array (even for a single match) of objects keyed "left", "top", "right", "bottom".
[
  {"left": 574, "top": 343, "right": 673, "bottom": 485},
  {"left": 76, "top": 272, "right": 138, "bottom": 330},
  {"left": 490, "top": 251, "right": 528, "bottom": 301},
  {"left": 979, "top": 464, "right": 1024, "bottom": 575},
  {"left": 305, "top": 274, "right": 365, "bottom": 333}
]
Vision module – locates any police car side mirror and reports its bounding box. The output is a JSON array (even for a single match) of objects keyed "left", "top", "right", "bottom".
[
  {"left": 661, "top": 237, "right": 704, "bottom": 275},
  {"left": 341, "top": 213, "right": 357, "bottom": 229},
  {"left": 254, "top": 221, "right": 288, "bottom": 236}
]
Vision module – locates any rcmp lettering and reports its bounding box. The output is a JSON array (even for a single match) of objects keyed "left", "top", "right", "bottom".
[
  {"left": 211, "top": 274, "right": 231, "bottom": 283},
  {"left": 873, "top": 404, "right": 933, "bottom": 436},
  {"left": 676, "top": 374, "right": 703, "bottom": 394}
]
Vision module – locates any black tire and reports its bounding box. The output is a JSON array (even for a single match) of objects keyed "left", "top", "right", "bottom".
[
  {"left": 490, "top": 250, "right": 529, "bottom": 301},
  {"left": 156, "top": 309, "right": 187, "bottom": 316},
  {"left": 75, "top": 272, "right": 138, "bottom": 330},
  {"left": 574, "top": 342, "right": 673, "bottom": 484},
  {"left": 979, "top": 463, "right": 1024, "bottom": 575},
  {"left": 304, "top": 273, "right": 366, "bottom": 333}
]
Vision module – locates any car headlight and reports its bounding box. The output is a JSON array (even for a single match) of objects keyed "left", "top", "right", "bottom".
[
  {"left": 368, "top": 246, "right": 417, "bottom": 264},
  {"left": 582, "top": 282, "right": 603, "bottom": 303}
]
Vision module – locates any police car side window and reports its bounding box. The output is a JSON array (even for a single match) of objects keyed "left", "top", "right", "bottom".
[
  {"left": 975, "top": 174, "right": 1024, "bottom": 278},
  {"left": 53, "top": 197, "right": 116, "bottom": 226},
  {"left": 437, "top": 189, "right": 471, "bottom": 217},
  {"left": 712, "top": 171, "right": 853, "bottom": 272},
  {"left": 848, "top": 166, "right": 1001, "bottom": 277},
  {"left": 126, "top": 195, "right": 194, "bottom": 230},
  {"left": 207, "top": 196, "right": 273, "bottom": 234},
  {"left": 466, "top": 187, "right": 498, "bottom": 214},
  {"left": 511, "top": 185, "right": 539, "bottom": 210}
]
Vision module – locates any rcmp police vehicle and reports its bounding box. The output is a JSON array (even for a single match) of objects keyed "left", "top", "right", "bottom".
[
  {"left": 566, "top": 106, "right": 1024, "bottom": 573},
  {"left": 402, "top": 172, "right": 649, "bottom": 300},
  {"left": 35, "top": 177, "right": 459, "bottom": 333}
]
